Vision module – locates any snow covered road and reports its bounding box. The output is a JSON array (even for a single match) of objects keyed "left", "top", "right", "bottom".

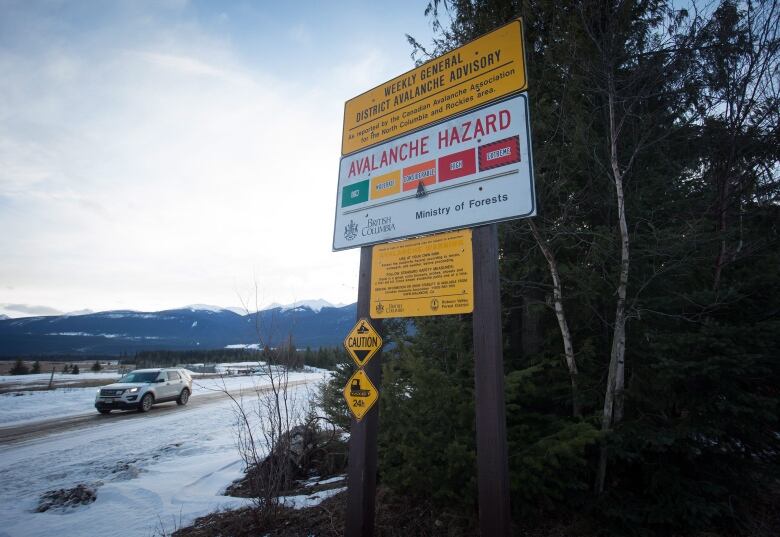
[
  {"left": 0, "top": 371, "right": 328, "bottom": 537},
  {"left": 0, "top": 378, "right": 316, "bottom": 445}
]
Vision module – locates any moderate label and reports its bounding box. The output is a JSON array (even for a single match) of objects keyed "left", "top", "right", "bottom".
[
  {"left": 342, "top": 19, "right": 527, "bottom": 155},
  {"left": 371, "top": 230, "right": 473, "bottom": 318},
  {"left": 333, "top": 93, "right": 535, "bottom": 250},
  {"left": 343, "top": 369, "right": 379, "bottom": 421},
  {"left": 344, "top": 318, "right": 383, "bottom": 367}
]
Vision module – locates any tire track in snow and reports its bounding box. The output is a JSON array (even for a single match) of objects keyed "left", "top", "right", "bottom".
[{"left": 0, "top": 379, "right": 314, "bottom": 446}]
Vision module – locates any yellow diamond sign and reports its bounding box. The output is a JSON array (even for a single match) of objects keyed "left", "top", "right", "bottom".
[
  {"left": 344, "top": 318, "right": 382, "bottom": 367},
  {"left": 343, "top": 369, "right": 379, "bottom": 421}
]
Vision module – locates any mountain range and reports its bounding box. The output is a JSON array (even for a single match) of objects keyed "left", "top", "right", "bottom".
[{"left": 0, "top": 302, "right": 357, "bottom": 356}]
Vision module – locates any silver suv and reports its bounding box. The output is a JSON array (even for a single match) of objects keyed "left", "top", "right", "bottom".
[{"left": 95, "top": 368, "right": 192, "bottom": 414}]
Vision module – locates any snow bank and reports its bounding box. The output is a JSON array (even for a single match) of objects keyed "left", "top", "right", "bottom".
[
  {"left": 279, "top": 486, "right": 347, "bottom": 509},
  {"left": 0, "top": 381, "right": 324, "bottom": 537}
]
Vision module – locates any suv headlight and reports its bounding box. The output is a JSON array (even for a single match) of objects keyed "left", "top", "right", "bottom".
[{"left": 126, "top": 387, "right": 140, "bottom": 394}]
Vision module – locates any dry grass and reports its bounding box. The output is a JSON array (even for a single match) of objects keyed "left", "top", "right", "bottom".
[{"left": 0, "top": 359, "right": 122, "bottom": 375}]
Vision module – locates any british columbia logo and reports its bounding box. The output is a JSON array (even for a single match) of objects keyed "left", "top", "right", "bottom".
[{"left": 344, "top": 220, "right": 359, "bottom": 241}]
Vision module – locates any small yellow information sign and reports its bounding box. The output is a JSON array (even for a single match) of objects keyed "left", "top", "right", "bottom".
[
  {"left": 371, "top": 229, "right": 473, "bottom": 318},
  {"left": 344, "top": 318, "right": 383, "bottom": 367},
  {"left": 343, "top": 369, "right": 379, "bottom": 421},
  {"left": 341, "top": 19, "right": 526, "bottom": 155}
]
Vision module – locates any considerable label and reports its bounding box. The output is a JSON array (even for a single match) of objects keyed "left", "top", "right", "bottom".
[
  {"left": 342, "top": 19, "right": 526, "bottom": 155},
  {"left": 402, "top": 160, "right": 437, "bottom": 191},
  {"left": 343, "top": 318, "right": 383, "bottom": 367},
  {"left": 371, "top": 230, "right": 473, "bottom": 318},
  {"left": 333, "top": 93, "right": 535, "bottom": 250},
  {"left": 343, "top": 369, "right": 379, "bottom": 421}
]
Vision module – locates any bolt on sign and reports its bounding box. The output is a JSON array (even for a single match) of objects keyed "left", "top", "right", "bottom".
[
  {"left": 341, "top": 19, "right": 527, "bottom": 156},
  {"left": 344, "top": 318, "right": 383, "bottom": 367},
  {"left": 343, "top": 369, "right": 379, "bottom": 421},
  {"left": 333, "top": 93, "right": 535, "bottom": 250},
  {"left": 371, "top": 229, "right": 473, "bottom": 318}
]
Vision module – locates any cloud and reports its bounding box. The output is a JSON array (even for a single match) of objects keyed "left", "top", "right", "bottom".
[
  {"left": 288, "top": 23, "right": 312, "bottom": 46},
  {"left": 0, "top": 303, "right": 64, "bottom": 317},
  {"left": 0, "top": 0, "right": 443, "bottom": 314},
  {"left": 0, "top": 2, "right": 368, "bottom": 313},
  {"left": 132, "top": 50, "right": 234, "bottom": 79}
]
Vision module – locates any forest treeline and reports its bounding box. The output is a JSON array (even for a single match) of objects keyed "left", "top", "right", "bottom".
[
  {"left": 131, "top": 346, "right": 348, "bottom": 371},
  {"left": 320, "top": 1, "right": 779, "bottom": 535},
  {"left": 4, "top": 347, "right": 348, "bottom": 373}
]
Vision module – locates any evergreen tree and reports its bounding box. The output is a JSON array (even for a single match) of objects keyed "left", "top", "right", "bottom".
[
  {"left": 378, "top": 316, "right": 478, "bottom": 509},
  {"left": 318, "top": 360, "right": 356, "bottom": 431},
  {"left": 303, "top": 346, "right": 314, "bottom": 368},
  {"left": 9, "top": 359, "right": 29, "bottom": 375},
  {"left": 31, "top": 360, "right": 41, "bottom": 374},
  {"left": 91, "top": 360, "right": 102, "bottom": 372},
  {"left": 367, "top": 0, "right": 780, "bottom": 534},
  {"left": 71, "top": 364, "right": 80, "bottom": 375}
]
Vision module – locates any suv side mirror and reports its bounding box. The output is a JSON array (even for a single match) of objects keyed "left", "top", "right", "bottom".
[{"left": 155, "top": 378, "right": 166, "bottom": 383}]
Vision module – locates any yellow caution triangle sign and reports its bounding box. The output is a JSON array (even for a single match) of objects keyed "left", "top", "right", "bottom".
[{"left": 344, "top": 318, "right": 382, "bottom": 367}]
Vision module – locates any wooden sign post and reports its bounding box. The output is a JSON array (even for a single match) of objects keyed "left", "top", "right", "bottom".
[
  {"left": 472, "top": 224, "right": 512, "bottom": 535},
  {"left": 337, "top": 19, "right": 532, "bottom": 537},
  {"left": 345, "top": 247, "right": 383, "bottom": 537}
]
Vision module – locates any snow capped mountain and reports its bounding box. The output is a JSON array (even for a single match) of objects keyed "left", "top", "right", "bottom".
[
  {"left": 63, "top": 309, "right": 94, "bottom": 316},
  {"left": 183, "top": 304, "right": 243, "bottom": 314},
  {"left": 267, "top": 299, "right": 347, "bottom": 313},
  {"left": 0, "top": 299, "right": 348, "bottom": 320},
  {"left": 0, "top": 300, "right": 357, "bottom": 355}
]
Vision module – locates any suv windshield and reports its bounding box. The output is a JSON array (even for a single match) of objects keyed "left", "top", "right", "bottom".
[{"left": 119, "top": 371, "right": 159, "bottom": 383}]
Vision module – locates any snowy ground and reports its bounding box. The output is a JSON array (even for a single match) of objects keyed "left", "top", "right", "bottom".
[
  {"left": 0, "top": 369, "right": 322, "bottom": 428},
  {"left": 0, "top": 370, "right": 330, "bottom": 537}
]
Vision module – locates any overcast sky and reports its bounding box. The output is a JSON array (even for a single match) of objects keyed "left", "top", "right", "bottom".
[{"left": 0, "top": 0, "right": 438, "bottom": 316}]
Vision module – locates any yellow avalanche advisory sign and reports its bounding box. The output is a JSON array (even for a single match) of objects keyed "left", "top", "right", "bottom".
[
  {"left": 343, "top": 369, "right": 378, "bottom": 421},
  {"left": 342, "top": 19, "right": 527, "bottom": 155},
  {"left": 344, "top": 318, "right": 383, "bottom": 367},
  {"left": 371, "top": 229, "right": 473, "bottom": 318}
]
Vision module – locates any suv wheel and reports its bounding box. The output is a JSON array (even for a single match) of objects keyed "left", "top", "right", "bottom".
[
  {"left": 98, "top": 409, "right": 111, "bottom": 415},
  {"left": 177, "top": 388, "right": 190, "bottom": 406},
  {"left": 138, "top": 393, "right": 154, "bottom": 412}
]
